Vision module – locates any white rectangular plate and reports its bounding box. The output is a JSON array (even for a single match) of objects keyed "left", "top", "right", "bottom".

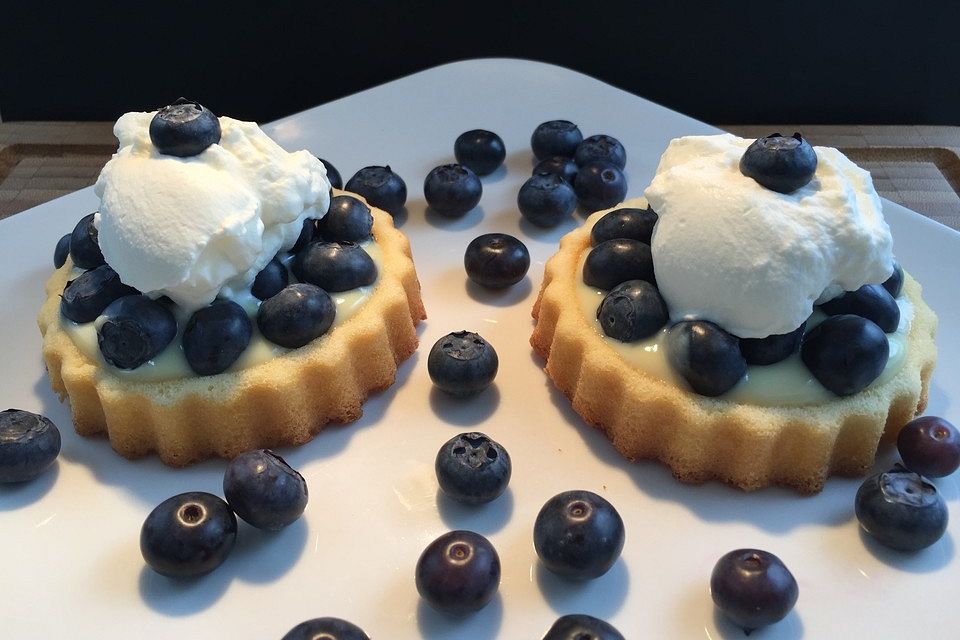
[{"left": 1, "top": 59, "right": 957, "bottom": 639}]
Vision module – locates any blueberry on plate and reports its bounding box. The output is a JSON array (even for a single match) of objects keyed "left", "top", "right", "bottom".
[
  {"left": 739, "top": 132, "right": 817, "bottom": 194},
  {"left": 345, "top": 166, "right": 407, "bottom": 216},
  {"left": 424, "top": 164, "right": 483, "bottom": 217},
  {"left": 738, "top": 323, "right": 806, "bottom": 366},
  {"left": 317, "top": 195, "right": 373, "bottom": 242},
  {"left": 883, "top": 260, "right": 904, "bottom": 297},
  {"left": 97, "top": 294, "right": 177, "bottom": 369},
  {"left": 290, "top": 217, "right": 317, "bottom": 254},
  {"left": 800, "top": 315, "right": 888, "bottom": 396},
  {"left": 140, "top": 491, "right": 237, "bottom": 578},
  {"left": 533, "top": 156, "right": 578, "bottom": 185},
  {"left": 574, "top": 134, "right": 627, "bottom": 170},
  {"left": 69, "top": 212, "right": 105, "bottom": 269},
  {"left": 590, "top": 206, "right": 658, "bottom": 246},
  {"left": 415, "top": 530, "right": 500, "bottom": 616},
  {"left": 294, "top": 241, "right": 378, "bottom": 292},
  {"left": 454, "top": 129, "right": 506, "bottom": 176},
  {"left": 897, "top": 416, "right": 960, "bottom": 478},
  {"left": 855, "top": 464, "right": 948, "bottom": 552},
  {"left": 318, "top": 157, "right": 343, "bottom": 190},
  {"left": 223, "top": 449, "right": 308, "bottom": 531},
  {"left": 182, "top": 300, "right": 252, "bottom": 376},
  {"left": 597, "top": 279, "right": 668, "bottom": 342},
  {"left": 0, "top": 409, "right": 61, "bottom": 484},
  {"left": 428, "top": 331, "right": 498, "bottom": 397},
  {"left": 819, "top": 284, "right": 900, "bottom": 333},
  {"left": 61, "top": 264, "right": 139, "bottom": 324},
  {"left": 582, "top": 238, "right": 655, "bottom": 290},
  {"left": 531, "top": 120, "right": 583, "bottom": 160},
  {"left": 436, "top": 432, "right": 511, "bottom": 505},
  {"left": 667, "top": 320, "right": 747, "bottom": 397},
  {"left": 574, "top": 162, "right": 628, "bottom": 213},
  {"left": 710, "top": 549, "right": 799, "bottom": 633},
  {"left": 464, "top": 233, "right": 530, "bottom": 289},
  {"left": 534, "top": 490, "right": 625, "bottom": 580},
  {"left": 517, "top": 173, "right": 577, "bottom": 228},
  {"left": 149, "top": 98, "right": 221, "bottom": 158},
  {"left": 251, "top": 257, "right": 289, "bottom": 301},
  {"left": 281, "top": 617, "right": 370, "bottom": 640},
  {"left": 54, "top": 233, "right": 71, "bottom": 269},
  {"left": 257, "top": 283, "right": 335, "bottom": 349},
  {"left": 542, "top": 614, "right": 625, "bottom": 640}
]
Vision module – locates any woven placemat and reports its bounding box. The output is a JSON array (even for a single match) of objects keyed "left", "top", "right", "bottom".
[{"left": 2, "top": 122, "right": 959, "bottom": 230}]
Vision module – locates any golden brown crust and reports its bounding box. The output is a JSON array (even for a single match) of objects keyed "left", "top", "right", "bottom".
[
  {"left": 38, "top": 194, "right": 426, "bottom": 466},
  {"left": 531, "top": 206, "right": 938, "bottom": 493}
]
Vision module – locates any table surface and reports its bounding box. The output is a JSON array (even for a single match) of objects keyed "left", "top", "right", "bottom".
[{"left": 2, "top": 58, "right": 959, "bottom": 640}]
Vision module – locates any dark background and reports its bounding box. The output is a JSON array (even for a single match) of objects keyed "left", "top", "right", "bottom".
[{"left": 2, "top": 1, "right": 958, "bottom": 124}]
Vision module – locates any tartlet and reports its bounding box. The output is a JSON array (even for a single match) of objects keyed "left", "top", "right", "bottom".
[
  {"left": 38, "top": 197, "right": 425, "bottom": 466},
  {"left": 531, "top": 201, "right": 937, "bottom": 493}
]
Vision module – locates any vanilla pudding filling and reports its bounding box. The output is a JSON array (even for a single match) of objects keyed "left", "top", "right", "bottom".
[
  {"left": 56, "top": 108, "right": 385, "bottom": 382},
  {"left": 62, "top": 242, "right": 381, "bottom": 382}
]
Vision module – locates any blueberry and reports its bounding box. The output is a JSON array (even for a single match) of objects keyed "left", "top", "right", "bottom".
[
  {"left": 710, "top": 549, "right": 799, "bottom": 633},
  {"left": 738, "top": 323, "right": 806, "bottom": 366},
  {"left": 148, "top": 98, "right": 221, "bottom": 158},
  {"left": 0, "top": 409, "right": 61, "bottom": 483},
  {"left": 415, "top": 530, "right": 500, "bottom": 616},
  {"left": 739, "top": 132, "right": 818, "bottom": 194},
  {"left": 855, "top": 465, "right": 948, "bottom": 552},
  {"left": 897, "top": 416, "right": 960, "bottom": 478},
  {"left": 883, "top": 260, "right": 904, "bottom": 297},
  {"left": 574, "top": 134, "right": 626, "bottom": 170},
  {"left": 819, "top": 284, "right": 900, "bottom": 333},
  {"left": 435, "top": 432, "right": 511, "bottom": 505},
  {"left": 318, "top": 157, "right": 343, "bottom": 190},
  {"left": 667, "top": 321, "right": 747, "bottom": 397},
  {"left": 281, "top": 617, "right": 369, "bottom": 640},
  {"left": 257, "top": 283, "right": 335, "bottom": 349},
  {"left": 800, "top": 315, "right": 888, "bottom": 396},
  {"left": 427, "top": 331, "right": 498, "bottom": 397},
  {"left": 590, "top": 206, "right": 658, "bottom": 246},
  {"left": 140, "top": 491, "right": 237, "bottom": 578},
  {"left": 534, "top": 490, "right": 625, "bottom": 580},
  {"left": 517, "top": 173, "right": 577, "bottom": 228},
  {"left": 597, "top": 280, "right": 668, "bottom": 342},
  {"left": 424, "top": 164, "right": 483, "bottom": 217},
  {"left": 345, "top": 166, "right": 407, "bottom": 216},
  {"left": 463, "top": 233, "right": 530, "bottom": 289},
  {"left": 223, "top": 449, "right": 308, "bottom": 531},
  {"left": 531, "top": 120, "right": 583, "bottom": 161},
  {"left": 582, "top": 238, "right": 655, "bottom": 290},
  {"left": 69, "top": 213, "right": 105, "bottom": 269},
  {"left": 290, "top": 218, "right": 317, "bottom": 254},
  {"left": 542, "top": 614, "right": 625, "bottom": 640},
  {"left": 294, "top": 241, "right": 378, "bottom": 292},
  {"left": 454, "top": 129, "right": 506, "bottom": 176},
  {"left": 251, "top": 257, "right": 289, "bottom": 301},
  {"left": 54, "top": 233, "right": 71, "bottom": 269},
  {"left": 317, "top": 195, "right": 373, "bottom": 242},
  {"left": 182, "top": 300, "right": 252, "bottom": 376},
  {"left": 574, "top": 162, "right": 628, "bottom": 213},
  {"left": 97, "top": 294, "right": 177, "bottom": 369},
  {"left": 60, "top": 264, "right": 139, "bottom": 323},
  {"left": 533, "top": 156, "right": 578, "bottom": 185}
]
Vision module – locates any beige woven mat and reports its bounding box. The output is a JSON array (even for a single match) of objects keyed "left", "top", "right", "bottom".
[{"left": 2, "top": 122, "right": 959, "bottom": 231}]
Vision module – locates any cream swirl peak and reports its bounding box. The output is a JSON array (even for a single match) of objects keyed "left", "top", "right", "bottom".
[
  {"left": 645, "top": 133, "right": 893, "bottom": 339},
  {"left": 93, "top": 111, "right": 331, "bottom": 311}
]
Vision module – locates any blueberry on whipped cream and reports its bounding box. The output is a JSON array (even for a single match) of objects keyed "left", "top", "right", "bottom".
[
  {"left": 739, "top": 132, "right": 817, "bottom": 194},
  {"left": 149, "top": 98, "right": 221, "bottom": 158}
]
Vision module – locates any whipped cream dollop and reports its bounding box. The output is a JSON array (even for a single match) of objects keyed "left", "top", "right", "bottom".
[
  {"left": 93, "top": 111, "right": 331, "bottom": 311},
  {"left": 645, "top": 134, "right": 893, "bottom": 339}
]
